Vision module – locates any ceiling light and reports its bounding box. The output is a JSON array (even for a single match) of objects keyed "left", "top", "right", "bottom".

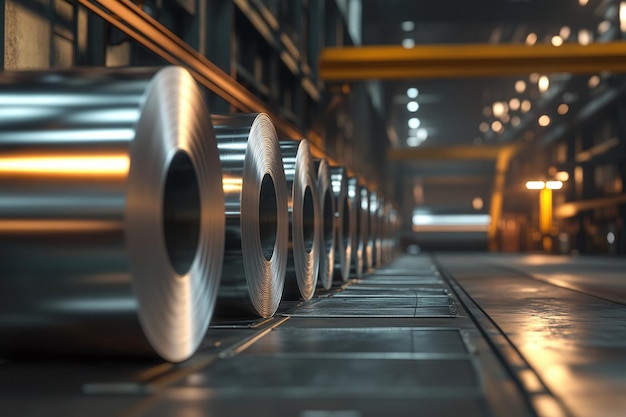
[
  {"left": 407, "top": 136, "right": 420, "bottom": 147},
  {"left": 479, "top": 122, "right": 489, "bottom": 133},
  {"left": 560, "top": 26, "right": 571, "bottom": 39},
  {"left": 538, "top": 115, "right": 551, "bottom": 127},
  {"left": 401, "top": 21, "right": 415, "bottom": 32},
  {"left": 491, "top": 120, "right": 503, "bottom": 133},
  {"left": 598, "top": 20, "right": 611, "bottom": 34},
  {"left": 551, "top": 35, "right": 563, "bottom": 46},
  {"left": 472, "top": 197, "right": 484, "bottom": 210},
  {"left": 546, "top": 180, "right": 563, "bottom": 190},
  {"left": 526, "top": 33, "right": 537, "bottom": 45},
  {"left": 529, "top": 73, "right": 540, "bottom": 83},
  {"left": 555, "top": 171, "right": 569, "bottom": 181},
  {"left": 521, "top": 100, "right": 532, "bottom": 112},
  {"left": 538, "top": 75, "right": 550, "bottom": 93},
  {"left": 509, "top": 98, "right": 520, "bottom": 111},
  {"left": 588, "top": 75, "right": 601, "bottom": 88},
  {"left": 515, "top": 80, "right": 527, "bottom": 93},
  {"left": 408, "top": 117, "right": 420, "bottom": 129},
  {"left": 621, "top": 2, "right": 626, "bottom": 32},
  {"left": 492, "top": 102, "right": 507, "bottom": 118},
  {"left": 407, "top": 87, "right": 419, "bottom": 98},
  {"left": 578, "top": 29, "right": 592, "bottom": 45},
  {"left": 579, "top": 0, "right": 589, "bottom": 5},
  {"left": 407, "top": 101, "right": 419, "bottom": 112},
  {"left": 526, "top": 181, "right": 545, "bottom": 190},
  {"left": 402, "top": 38, "right": 415, "bottom": 48},
  {"left": 416, "top": 128, "right": 428, "bottom": 140},
  {"left": 558, "top": 103, "right": 569, "bottom": 115}
]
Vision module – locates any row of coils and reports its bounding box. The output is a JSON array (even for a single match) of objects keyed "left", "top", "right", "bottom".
[{"left": 0, "top": 67, "right": 399, "bottom": 362}]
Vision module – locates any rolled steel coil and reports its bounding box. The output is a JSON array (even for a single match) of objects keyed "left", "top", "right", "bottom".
[
  {"left": 314, "top": 159, "right": 336, "bottom": 290},
  {"left": 280, "top": 139, "right": 320, "bottom": 301},
  {"left": 360, "top": 186, "right": 372, "bottom": 273},
  {"left": 347, "top": 177, "right": 363, "bottom": 277},
  {"left": 0, "top": 67, "right": 225, "bottom": 362},
  {"left": 330, "top": 166, "right": 354, "bottom": 283},
  {"left": 212, "top": 113, "right": 288, "bottom": 318},
  {"left": 368, "top": 190, "right": 380, "bottom": 269}
]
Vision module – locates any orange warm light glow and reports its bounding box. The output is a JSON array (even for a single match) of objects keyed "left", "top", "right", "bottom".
[
  {"left": 0, "top": 154, "right": 130, "bottom": 177},
  {"left": 526, "top": 181, "right": 545, "bottom": 190}
]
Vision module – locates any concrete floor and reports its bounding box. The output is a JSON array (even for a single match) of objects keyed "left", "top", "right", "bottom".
[{"left": 1, "top": 253, "right": 625, "bottom": 417}]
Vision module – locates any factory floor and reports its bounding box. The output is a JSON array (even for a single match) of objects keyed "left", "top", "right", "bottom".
[{"left": 2, "top": 253, "right": 625, "bottom": 417}]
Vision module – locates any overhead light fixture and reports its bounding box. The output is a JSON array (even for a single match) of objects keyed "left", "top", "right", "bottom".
[
  {"left": 416, "top": 128, "right": 428, "bottom": 140},
  {"left": 492, "top": 102, "right": 507, "bottom": 118},
  {"left": 546, "top": 180, "right": 563, "bottom": 190},
  {"left": 406, "top": 87, "right": 419, "bottom": 98},
  {"left": 479, "top": 122, "right": 489, "bottom": 133},
  {"left": 621, "top": 2, "right": 626, "bottom": 32},
  {"left": 588, "top": 75, "right": 601, "bottom": 88},
  {"left": 402, "top": 38, "right": 415, "bottom": 48},
  {"left": 538, "top": 75, "right": 550, "bottom": 93},
  {"left": 401, "top": 21, "right": 415, "bottom": 32},
  {"left": 560, "top": 26, "right": 571, "bottom": 39},
  {"left": 526, "top": 181, "right": 545, "bottom": 190},
  {"left": 538, "top": 115, "right": 551, "bottom": 127},
  {"left": 515, "top": 80, "right": 527, "bottom": 93},
  {"left": 407, "top": 136, "right": 421, "bottom": 147},
  {"left": 598, "top": 20, "right": 611, "bottom": 34},
  {"left": 578, "top": 29, "right": 592, "bottom": 45},
  {"left": 407, "top": 101, "right": 419, "bottom": 112},
  {"left": 491, "top": 120, "right": 503, "bottom": 133},
  {"left": 521, "top": 100, "right": 532, "bottom": 112},
  {"left": 551, "top": 35, "right": 563, "bottom": 46},
  {"left": 555, "top": 171, "right": 569, "bottom": 182},
  {"left": 558, "top": 103, "right": 569, "bottom": 115},
  {"left": 526, "top": 33, "right": 537, "bottom": 45},
  {"left": 408, "top": 117, "right": 420, "bottom": 129},
  {"left": 579, "top": 0, "right": 589, "bottom": 5},
  {"left": 509, "top": 98, "right": 520, "bottom": 111},
  {"left": 529, "top": 73, "right": 540, "bottom": 83}
]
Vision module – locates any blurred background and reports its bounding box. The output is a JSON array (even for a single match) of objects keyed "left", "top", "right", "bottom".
[{"left": 3, "top": 0, "right": 626, "bottom": 255}]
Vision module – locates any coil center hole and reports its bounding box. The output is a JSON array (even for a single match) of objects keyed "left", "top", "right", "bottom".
[
  {"left": 163, "top": 150, "right": 201, "bottom": 276},
  {"left": 302, "top": 186, "right": 316, "bottom": 254},
  {"left": 259, "top": 173, "right": 278, "bottom": 261}
]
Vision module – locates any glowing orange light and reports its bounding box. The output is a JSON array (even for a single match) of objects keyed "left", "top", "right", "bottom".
[{"left": 0, "top": 154, "right": 130, "bottom": 176}]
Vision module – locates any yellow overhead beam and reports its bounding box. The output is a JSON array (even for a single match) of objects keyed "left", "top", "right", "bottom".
[
  {"left": 320, "top": 42, "right": 626, "bottom": 80},
  {"left": 387, "top": 145, "right": 503, "bottom": 161}
]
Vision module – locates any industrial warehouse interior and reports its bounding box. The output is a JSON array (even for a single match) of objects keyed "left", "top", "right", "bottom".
[{"left": 1, "top": 0, "right": 626, "bottom": 416}]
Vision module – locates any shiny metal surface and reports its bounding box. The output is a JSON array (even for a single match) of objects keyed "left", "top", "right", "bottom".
[
  {"left": 330, "top": 166, "right": 354, "bottom": 283},
  {"left": 369, "top": 191, "right": 383, "bottom": 269},
  {"left": 0, "top": 67, "right": 225, "bottom": 362},
  {"left": 347, "top": 177, "right": 363, "bottom": 277},
  {"left": 360, "top": 185, "right": 372, "bottom": 272},
  {"left": 212, "top": 113, "right": 288, "bottom": 318},
  {"left": 314, "top": 159, "right": 335, "bottom": 290},
  {"left": 440, "top": 253, "right": 626, "bottom": 417},
  {"left": 280, "top": 140, "right": 320, "bottom": 301}
]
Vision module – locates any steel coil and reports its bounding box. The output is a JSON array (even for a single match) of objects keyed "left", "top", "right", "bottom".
[
  {"left": 280, "top": 139, "right": 320, "bottom": 301},
  {"left": 330, "top": 166, "right": 354, "bottom": 283},
  {"left": 314, "top": 159, "right": 336, "bottom": 290},
  {"left": 347, "top": 177, "right": 363, "bottom": 277},
  {"left": 360, "top": 186, "right": 372, "bottom": 272},
  {"left": 0, "top": 67, "right": 225, "bottom": 362},
  {"left": 212, "top": 113, "right": 288, "bottom": 318},
  {"left": 370, "top": 192, "right": 383, "bottom": 268}
]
